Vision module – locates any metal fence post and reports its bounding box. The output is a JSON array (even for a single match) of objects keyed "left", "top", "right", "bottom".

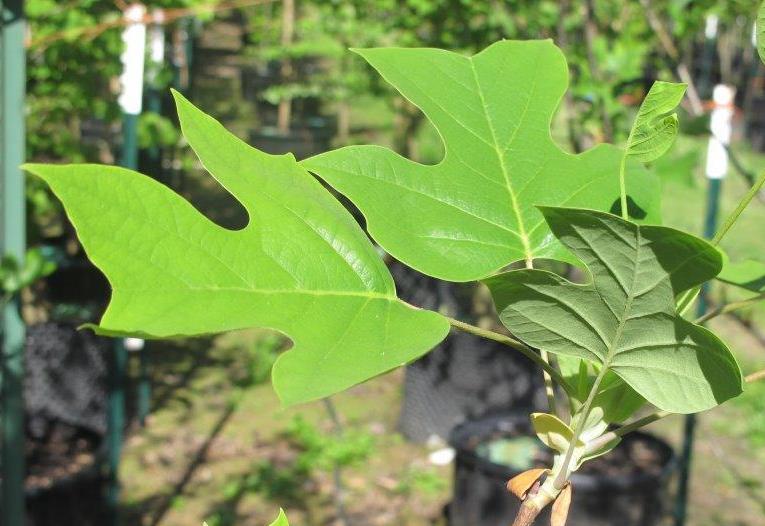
[{"left": 1, "top": 1, "right": 27, "bottom": 525}]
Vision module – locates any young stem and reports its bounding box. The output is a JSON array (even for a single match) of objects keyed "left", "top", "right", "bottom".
[
  {"left": 445, "top": 317, "right": 572, "bottom": 396},
  {"left": 711, "top": 169, "right": 765, "bottom": 246},
  {"left": 553, "top": 364, "right": 609, "bottom": 489},
  {"left": 677, "top": 170, "right": 765, "bottom": 316},
  {"left": 618, "top": 154, "right": 629, "bottom": 220},
  {"left": 525, "top": 258, "right": 560, "bottom": 418}
]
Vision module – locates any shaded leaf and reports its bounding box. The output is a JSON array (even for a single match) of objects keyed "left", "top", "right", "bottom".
[
  {"left": 24, "top": 91, "right": 449, "bottom": 406},
  {"left": 718, "top": 259, "right": 765, "bottom": 293},
  {"left": 531, "top": 413, "right": 578, "bottom": 454},
  {"left": 303, "top": 40, "right": 661, "bottom": 282},
  {"left": 485, "top": 207, "right": 742, "bottom": 413},
  {"left": 625, "top": 81, "right": 686, "bottom": 163}
]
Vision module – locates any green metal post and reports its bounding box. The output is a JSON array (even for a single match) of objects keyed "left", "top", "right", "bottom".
[
  {"left": 674, "top": 175, "right": 722, "bottom": 526},
  {"left": 0, "top": 1, "right": 27, "bottom": 525},
  {"left": 106, "top": 338, "right": 126, "bottom": 526}
]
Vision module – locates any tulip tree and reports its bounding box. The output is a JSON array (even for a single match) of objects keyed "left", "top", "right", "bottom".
[{"left": 25, "top": 35, "right": 765, "bottom": 526}]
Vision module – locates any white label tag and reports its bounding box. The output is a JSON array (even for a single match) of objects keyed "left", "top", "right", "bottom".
[{"left": 118, "top": 4, "right": 147, "bottom": 115}]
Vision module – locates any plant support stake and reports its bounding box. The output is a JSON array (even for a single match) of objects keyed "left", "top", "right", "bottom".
[{"left": 1, "top": 1, "right": 27, "bottom": 525}]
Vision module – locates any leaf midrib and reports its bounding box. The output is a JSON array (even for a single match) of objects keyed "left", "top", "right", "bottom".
[{"left": 469, "top": 57, "right": 534, "bottom": 263}]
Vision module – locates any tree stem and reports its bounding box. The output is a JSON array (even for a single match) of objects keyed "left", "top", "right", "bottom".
[
  {"left": 511, "top": 501, "right": 543, "bottom": 526},
  {"left": 553, "top": 364, "right": 608, "bottom": 489}
]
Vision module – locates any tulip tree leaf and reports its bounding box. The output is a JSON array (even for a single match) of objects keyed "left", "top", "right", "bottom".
[
  {"left": 717, "top": 259, "right": 765, "bottom": 293},
  {"left": 485, "top": 207, "right": 743, "bottom": 414},
  {"left": 758, "top": 1, "right": 765, "bottom": 66},
  {"left": 23, "top": 91, "right": 449, "bottom": 406},
  {"left": 625, "top": 81, "right": 686, "bottom": 163},
  {"left": 302, "top": 40, "right": 661, "bottom": 282}
]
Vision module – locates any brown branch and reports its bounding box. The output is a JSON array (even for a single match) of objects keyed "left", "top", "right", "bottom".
[
  {"left": 512, "top": 501, "right": 543, "bottom": 526},
  {"left": 27, "top": 0, "right": 279, "bottom": 50},
  {"left": 745, "top": 369, "right": 765, "bottom": 383}
]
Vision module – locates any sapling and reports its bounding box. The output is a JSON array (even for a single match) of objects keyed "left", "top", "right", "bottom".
[{"left": 24, "top": 32, "right": 765, "bottom": 526}]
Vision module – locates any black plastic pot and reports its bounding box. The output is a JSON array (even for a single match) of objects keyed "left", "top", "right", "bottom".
[
  {"left": 21, "top": 322, "right": 110, "bottom": 525},
  {"left": 392, "top": 262, "right": 546, "bottom": 442},
  {"left": 448, "top": 414, "right": 676, "bottom": 526}
]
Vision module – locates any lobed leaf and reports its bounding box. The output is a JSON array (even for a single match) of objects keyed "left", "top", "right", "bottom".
[
  {"left": 625, "top": 81, "right": 686, "bottom": 163},
  {"left": 24, "top": 91, "right": 449, "bottom": 406},
  {"left": 303, "top": 40, "right": 661, "bottom": 282},
  {"left": 485, "top": 207, "right": 743, "bottom": 414}
]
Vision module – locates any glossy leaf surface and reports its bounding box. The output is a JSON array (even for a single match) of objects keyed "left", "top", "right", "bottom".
[
  {"left": 485, "top": 207, "right": 742, "bottom": 413},
  {"left": 24, "top": 92, "right": 449, "bottom": 406},
  {"left": 303, "top": 40, "right": 661, "bottom": 281},
  {"left": 625, "top": 81, "right": 686, "bottom": 163}
]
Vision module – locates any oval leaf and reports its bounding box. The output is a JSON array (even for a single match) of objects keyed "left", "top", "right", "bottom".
[
  {"left": 23, "top": 91, "right": 449, "bottom": 406},
  {"left": 303, "top": 40, "right": 661, "bottom": 281},
  {"left": 626, "top": 81, "right": 686, "bottom": 163},
  {"left": 485, "top": 207, "right": 743, "bottom": 414}
]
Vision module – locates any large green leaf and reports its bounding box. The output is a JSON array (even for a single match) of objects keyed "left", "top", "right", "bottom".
[
  {"left": 24, "top": 91, "right": 449, "bottom": 406},
  {"left": 625, "top": 81, "right": 686, "bottom": 163},
  {"left": 485, "top": 207, "right": 742, "bottom": 414},
  {"left": 302, "top": 40, "right": 661, "bottom": 282},
  {"left": 718, "top": 259, "right": 765, "bottom": 293}
]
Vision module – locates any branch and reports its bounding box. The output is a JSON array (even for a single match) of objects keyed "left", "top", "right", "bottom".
[
  {"left": 694, "top": 293, "right": 765, "bottom": 325},
  {"left": 445, "top": 317, "right": 572, "bottom": 396}
]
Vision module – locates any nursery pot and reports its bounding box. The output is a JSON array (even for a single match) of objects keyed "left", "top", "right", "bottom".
[
  {"left": 448, "top": 413, "right": 676, "bottom": 526},
  {"left": 21, "top": 322, "right": 110, "bottom": 525}
]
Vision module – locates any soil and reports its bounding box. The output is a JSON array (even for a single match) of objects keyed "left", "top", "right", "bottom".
[{"left": 22, "top": 422, "right": 101, "bottom": 492}]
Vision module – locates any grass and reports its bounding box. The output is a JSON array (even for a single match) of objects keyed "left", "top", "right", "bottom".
[{"left": 119, "top": 97, "right": 765, "bottom": 525}]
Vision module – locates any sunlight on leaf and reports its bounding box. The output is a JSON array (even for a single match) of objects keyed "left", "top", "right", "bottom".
[
  {"left": 303, "top": 40, "right": 661, "bottom": 281},
  {"left": 24, "top": 92, "right": 449, "bottom": 406}
]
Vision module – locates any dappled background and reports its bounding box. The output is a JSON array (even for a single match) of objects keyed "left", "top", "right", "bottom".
[{"left": 3, "top": 1, "right": 765, "bottom": 525}]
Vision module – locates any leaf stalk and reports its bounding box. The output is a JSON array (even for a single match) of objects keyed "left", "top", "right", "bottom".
[{"left": 445, "top": 316, "right": 572, "bottom": 396}]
